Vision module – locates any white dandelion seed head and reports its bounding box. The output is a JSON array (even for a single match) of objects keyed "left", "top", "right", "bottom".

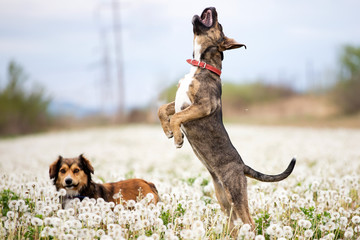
[
  {"left": 113, "top": 193, "right": 120, "bottom": 199},
  {"left": 304, "top": 220, "right": 312, "bottom": 229},
  {"left": 182, "top": 217, "right": 191, "bottom": 226},
  {"left": 304, "top": 229, "right": 313, "bottom": 238},
  {"left": 59, "top": 188, "right": 67, "bottom": 196},
  {"left": 340, "top": 216, "right": 348, "bottom": 226},
  {"left": 180, "top": 229, "right": 194, "bottom": 240},
  {"left": 146, "top": 193, "right": 154, "bottom": 201},
  {"left": 255, "top": 235, "right": 265, "bottom": 240},
  {"left": 266, "top": 224, "right": 276, "bottom": 235},
  {"left": 31, "top": 217, "right": 43, "bottom": 226},
  {"left": 214, "top": 224, "right": 223, "bottom": 234},
  {"left": 275, "top": 226, "right": 284, "bottom": 238},
  {"left": 331, "top": 211, "right": 340, "bottom": 220},
  {"left": 6, "top": 211, "right": 15, "bottom": 219},
  {"left": 240, "top": 223, "right": 251, "bottom": 234},
  {"left": 192, "top": 220, "right": 204, "bottom": 230},
  {"left": 326, "top": 221, "right": 336, "bottom": 231},
  {"left": 352, "top": 215, "right": 360, "bottom": 224},
  {"left": 64, "top": 234, "right": 75, "bottom": 240},
  {"left": 100, "top": 235, "right": 114, "bottom": 240},
  {"left": 126, "top": 200, "right": 136, "bottom": 208},
  {"left": 108, "top": 201, "right": 115, "bottom": 208},
  {"left": 344, "top": 230, "right": 353, "bottom": 239}
]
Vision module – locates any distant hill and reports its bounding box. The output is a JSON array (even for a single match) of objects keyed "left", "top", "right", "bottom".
[{"left": 49, "top": 101, "right": 100, "bottom": 118}]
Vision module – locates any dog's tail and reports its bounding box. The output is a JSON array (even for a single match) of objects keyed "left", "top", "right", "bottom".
[
  {"left": 244, "top": 158, "right": 296, "bottom": 182},
  {"left": 149, "top": 182, "right": 162, "bottom": 202}
]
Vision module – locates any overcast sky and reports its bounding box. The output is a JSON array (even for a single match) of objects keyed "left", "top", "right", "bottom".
[{"left": 0, "top": 0, "right": 359, "bottom": 112}]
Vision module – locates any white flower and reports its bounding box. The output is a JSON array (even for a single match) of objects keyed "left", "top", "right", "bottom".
[
  {"left": 266, "top": 224, "right": 277, "bottom": 236},
  {"left": 326, "top": 221, "right": 336, "bottom": 231},
  {"left": 214, "top": 224, "right": 223, "bottom": 234},
  {"left": 304, "top": 229, "right": 313, "bottom": 238},
  {"left": 291, "top": 213, "right": 299, "bottom": 220},
  {"left": 66, "top": 208, "right": 75, "bottom": 216},
  {"left": 193, "top": 227, "right": 205, "bottom": 237},
  {"left": 283, "top": 226, "right": 293, "bottom": 238},
  {"left": 31, "top": 217, "right": 43, "bottom": 226},
  {"left": 331, "top": 211, "right": 340, "bottom": 220},
  {"left": 352, "top": 215, "right": 360, "bottom": 224},
  {"left": 192, "top": 220, "right": 204, "bottom": 230},
  {"left": 151, "top": 233, "right": 160, "bottom": 240},
  {"left": 59, "top": 189, "right": 67, "bottom": 196},
  {"left": 291, "top": 194, "right": 300, "bottom": 201},
  {"left": 146, "top": 193, "right": 154, "bottom": 201},
  {"left": 137, "top": 235, "right": 147, "bottom": 240},
  {"left": 126, "top": 200, "right": 136, "bottom": 208},
  {"left": 255, "top": 235, "right": 265, "bottom": 240},
  {"left": 57, "top": 209, "right": 67, "bottom": 218},
  {"left": 340, "top": 216, "right": 348, "bottom": 226},
  {"left": 64, "top": 234, "right": 75, "bottom": 240},
  {"left": 182, "top": 217, "right": 191, "bottom": 226},
  {"left": 8, "top": 200, "right": 18, "bottom": 210},
  {"left": 100, "top": 235, "right": 114, "bottom": 240},
  {"left": 180, "top": 229, "right": 193, "bottom": 240},
  {"left": 96, "top": 229, "right": 105, "bottom": 237},
  {"left": 275, "top": 226, "right": 284, "bottom": 238},
  {"left": 344, "top": 230, "right": 353, "bottom": 239},
  {"left": 304, "top": 220, "right": 312, "bottom": 229},
  {"left": 113, "top": 193, "right": 121, "bottom": 199},
  {"left": 345, "top": 197, "right": 352, "bottom": 204}
]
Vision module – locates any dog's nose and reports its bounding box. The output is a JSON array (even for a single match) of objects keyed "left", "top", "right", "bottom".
[{"left": 65, "top": 178, "right": 73, "bottom": 185}]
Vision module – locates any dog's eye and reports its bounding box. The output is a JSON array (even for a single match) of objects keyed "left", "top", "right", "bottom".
[
  {"left": 73, "top": 169, "right": 80, "bottom": 174},
  {"left": 60, "top": 169, "right": 66, "bottom": 174}
]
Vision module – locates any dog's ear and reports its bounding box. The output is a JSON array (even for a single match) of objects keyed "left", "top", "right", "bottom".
[
  {"left": 49, "top": 156, "right": 62, "bottom": 179},
  {"left": 79, "top": 154, "right": 94, "bottom": 174},
  {"left": 219, "top": 36, "right": 246, "bottom": 51}
]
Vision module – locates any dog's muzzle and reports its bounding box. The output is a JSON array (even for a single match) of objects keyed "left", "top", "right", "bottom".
[{"left": 64, "top": 177, "right": 78, "bottom": 189}]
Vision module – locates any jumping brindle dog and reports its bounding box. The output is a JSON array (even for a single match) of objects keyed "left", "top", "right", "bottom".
[{"left": 158, "top": 7, "right": 296, "bottom": 232}]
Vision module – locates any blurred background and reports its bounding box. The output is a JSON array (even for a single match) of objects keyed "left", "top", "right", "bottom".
[{"left": 1, "top": 0, "right": 360, "bottom": 136}]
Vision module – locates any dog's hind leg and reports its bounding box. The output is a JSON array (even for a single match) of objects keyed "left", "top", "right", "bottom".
[
  {"left": 210, "top": 172, "right": 232, "bottom": 213},
  {"left": 211, "top": 172, "right": 241, "bottom": 235},
  {"left": 219, "top": 164, "right": 255, "bottom": 229}
]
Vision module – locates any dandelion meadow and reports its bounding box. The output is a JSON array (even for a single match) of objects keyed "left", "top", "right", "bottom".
[{"left": 0, "top": 125, "right": 359, "bottom": 239}]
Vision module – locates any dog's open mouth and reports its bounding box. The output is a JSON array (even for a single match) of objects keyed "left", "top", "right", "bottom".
[
  {"left": 193, "top": 8, "right": 214, "bottom": 28},
  {"left": 64, "top": 183, "right": 79, "bottom": 189},
  {"left": 200, "top": 9, "right": 213, "bottom": 27}
]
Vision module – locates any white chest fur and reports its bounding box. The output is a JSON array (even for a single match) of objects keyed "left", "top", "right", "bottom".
[
  {"left": 175, "top": 67, "right": 197, "bottom": 113},
  {"left": 175, "top": 37, "right": 201, "bottom": 113}
]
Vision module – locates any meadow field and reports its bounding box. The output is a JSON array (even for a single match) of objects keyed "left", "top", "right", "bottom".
[{"left": 0, "top": 124, "right": 359, "bottom": 239}]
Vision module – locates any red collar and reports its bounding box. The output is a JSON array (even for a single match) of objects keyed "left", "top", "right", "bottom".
[{"left": 186, "top": 59, "right": 222, "bottom": 76}]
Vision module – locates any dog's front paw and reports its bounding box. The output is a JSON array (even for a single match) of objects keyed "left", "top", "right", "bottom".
[
  {"left": 174, "top": 132, "right": 184, "bottom": 148},
  {"left": 160, "top": 122, "right": 173, "bottom": 139},
  {"left": 165, "top": 130, "right": 173, "bottom": 139}
]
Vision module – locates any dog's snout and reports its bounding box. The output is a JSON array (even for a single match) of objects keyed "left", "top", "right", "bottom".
[{"left": 65, "top": 178, "right": 73, "bottom": 185}]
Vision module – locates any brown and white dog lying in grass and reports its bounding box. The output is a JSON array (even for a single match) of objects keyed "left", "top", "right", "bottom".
[{"left": 49, "top": 154, "right": 160, "bottom": 208}]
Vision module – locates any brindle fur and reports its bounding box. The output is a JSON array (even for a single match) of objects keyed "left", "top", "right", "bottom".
[
  {"left": 49, "top": 155, "right": 160, "bottom": 207},
  {"left": 158, "top": 7, "right": 296, "bottom": 231}
]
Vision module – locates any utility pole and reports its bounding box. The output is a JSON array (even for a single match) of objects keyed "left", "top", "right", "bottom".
[
  {"left": 94, "top": 3, "right": 112, "bottom": 115},
  {"left": 112, "top": 0, "right": 125, "bottom": 121},
  {"left": 100, "top": 27, "right": 111, "bottom": 113}
]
